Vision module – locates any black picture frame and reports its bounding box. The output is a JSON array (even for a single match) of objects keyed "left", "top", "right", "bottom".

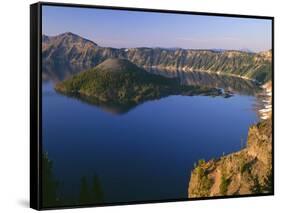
[{"left": 30, "top": 2, "right": 274, "bottom": 210}]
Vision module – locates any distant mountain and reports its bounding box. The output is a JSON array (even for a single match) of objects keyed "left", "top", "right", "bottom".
[
  {"left": 42, "top": 32, "right": 98, "bottom": 49},
  {"left": 42, "top": 33, "right": 272, "bottom": 83},
  {"left": 239, "top": 48, "right": 254, "bottom": 53},
  {"left": 210, "top": 48, "right": 253, "bottom": 53},
  {"left": 210, "top": 48, "right": 227, "bottom": 52}
]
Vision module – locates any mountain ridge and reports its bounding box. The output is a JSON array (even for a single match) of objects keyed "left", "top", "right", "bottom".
[{"left": 42, "top": 33, "right": 272, "bottom": 83}]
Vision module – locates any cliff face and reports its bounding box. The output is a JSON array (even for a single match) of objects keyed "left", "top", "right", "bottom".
[
  {"left": 42, "top": 33, "right": 272, "bottom": 83},
  {"left": 188, "top": 118, "right": 272, "bottom": 198}
]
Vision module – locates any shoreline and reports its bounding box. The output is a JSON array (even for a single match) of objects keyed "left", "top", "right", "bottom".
[
  {"left": 144, "top": 66, "right": 262, "bottom": 84},
  {"left": 258, "top": 82, "right": 272, "bottom": 120},
  {"left": 188, "top": 80, "right": 272, "bottom": 198},
  {"left": 147, "top": 67, "right": 272, "bottom": 121},
  {"left": 188, "top": 117, "right": 272, "bottom": 198}
]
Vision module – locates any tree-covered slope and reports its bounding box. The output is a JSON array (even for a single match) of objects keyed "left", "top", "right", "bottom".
[{"left": 55, "top": 58, "right": 222, "bottom": 105}]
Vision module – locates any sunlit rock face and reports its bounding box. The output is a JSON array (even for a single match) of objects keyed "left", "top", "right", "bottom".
[{"left": 188, "top": 118, "right": 272, "bottom": 198}]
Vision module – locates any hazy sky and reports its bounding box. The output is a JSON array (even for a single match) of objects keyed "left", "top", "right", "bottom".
[{"left": 42, "top": 5, "right": 272, "bottom": 52}]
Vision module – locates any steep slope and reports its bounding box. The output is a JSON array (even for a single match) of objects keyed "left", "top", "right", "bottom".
[
  {"left": 42, "top": 32, "right": 123, "bottom": 81},
  {"left": 125, "top": 48, "right": 271, "bottom": 82},
  {"left": 42, "top": 33, "right": 272, "bottom": 83},
  {"left": 188, "top": 118, "right": 272, "bottom": 198}
]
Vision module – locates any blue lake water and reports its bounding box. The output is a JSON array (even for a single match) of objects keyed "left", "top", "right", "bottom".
[{"left": 42, "top": 75, "right": 259, "bottom": 204}]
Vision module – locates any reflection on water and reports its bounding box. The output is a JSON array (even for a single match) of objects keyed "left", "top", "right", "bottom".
[
  {"left": 56, "top": 92, "right": 142, "bottom": 115},
  {"left": 43, "top": 64, "right": 86, "bottom": 82},
  {"left": 46, "top": 67, "right": 261, "bottom": 97},
  {"left": 50, "top": 69, "right": 261, "bottom": 115},
  {"left": 42, "top": 69, "right": 260, "bottom": 207},
  {"left": 148, "top": 69, "right": 261, "bottom": 96}
]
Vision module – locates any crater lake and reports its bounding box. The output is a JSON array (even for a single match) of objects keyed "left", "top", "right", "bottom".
[{"left": 42, "top": 70, "right": 260, "bottom": 205}]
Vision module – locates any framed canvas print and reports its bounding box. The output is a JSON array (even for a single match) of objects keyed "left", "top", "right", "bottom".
[{"left": 30, "top": 2, "right": 274, "bottom": 210}]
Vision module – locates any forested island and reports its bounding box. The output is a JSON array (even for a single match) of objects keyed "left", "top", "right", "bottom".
[{"left": 55, "top": 58, "right": 225, "bottom": 108}]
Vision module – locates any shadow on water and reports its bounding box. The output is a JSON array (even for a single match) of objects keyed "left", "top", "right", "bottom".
[{"left": 42, "top": 153, "right": 105, "bottom": 208}]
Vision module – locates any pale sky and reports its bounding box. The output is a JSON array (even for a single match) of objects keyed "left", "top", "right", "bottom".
[{"left": 42, "top": 5, "right": 272, "bottom": 52}]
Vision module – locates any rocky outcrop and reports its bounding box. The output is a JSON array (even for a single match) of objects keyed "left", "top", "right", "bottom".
[
  {"left": 42, "top": 33, "right": 272, "bottom": 83},
  {"left": 188, "top": 118, "right": 272, "bottom": 198}
]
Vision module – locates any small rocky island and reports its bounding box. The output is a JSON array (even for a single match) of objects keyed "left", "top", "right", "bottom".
[
  {"left": 55, "top": 58, "right": 224, "bottom": 107},
  {"left": 188, "top": 118, "right": 272, "bottom": 197}
]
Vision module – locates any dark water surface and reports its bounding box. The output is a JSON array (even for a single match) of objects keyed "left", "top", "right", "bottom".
[{"left": 42, "top": 71, "right": 259, "bottom": 204}]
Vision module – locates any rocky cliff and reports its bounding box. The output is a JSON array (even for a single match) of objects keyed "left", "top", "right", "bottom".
[
  {"left": 42, "top": 33, "right": 272, "bottom": 83},
  {"left": 188, "top": 118, "right": 272, "bottom": 198}
]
